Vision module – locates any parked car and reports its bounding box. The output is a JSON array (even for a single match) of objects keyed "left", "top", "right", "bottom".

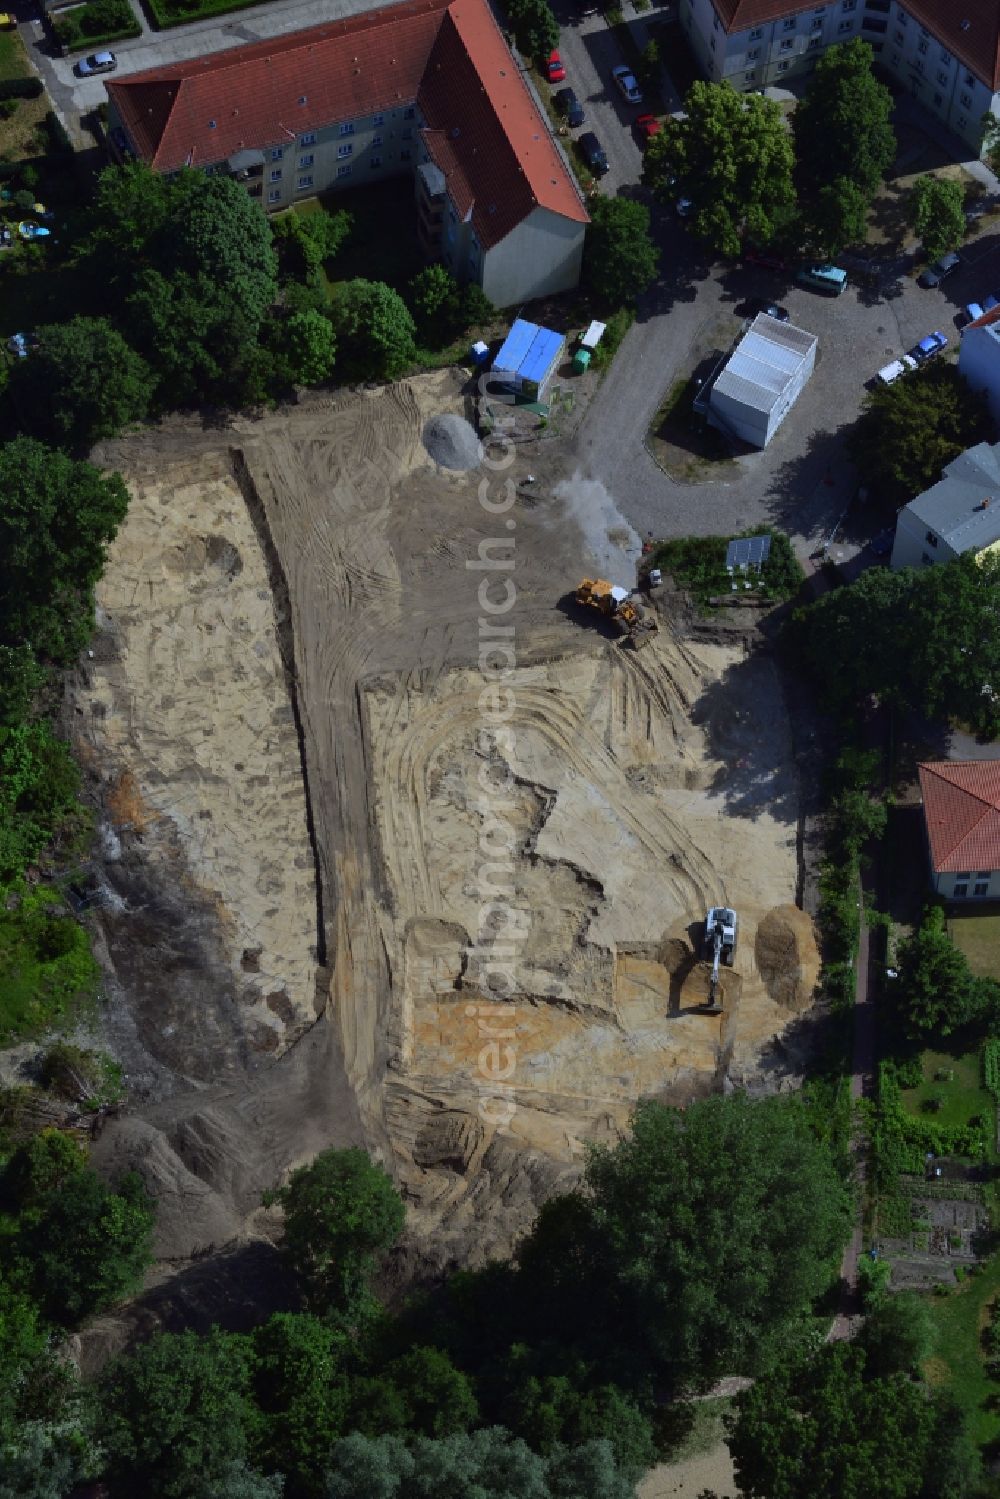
[
  {"left": 876, "top": 354, "right": 917, "bottom": 385},
  {"left": 634, "top": 113, "right": 661, "bottom": 145},
  {"left": 76, "top": 50, "right": 118, "bottom": 76},
  {"left": 612, "top": 64, "right": 642, "bottom": 105},
  {"left": 545, "top": 50, "right": 566, "bottom": 83},
  {"left": 909, "top": 330, "right": 949, "bottom": 363},
  {"left": 554, "top": 86, "right": 584, "bottom": 127},
  {"left": 743, "top": 246, "right": 787, "bottom": 271},
  {"left": 0, "top": 13, "right": 15, "bottom": 27},
  {"left": 676, "top": 196, "right": 693, "bottom": 217},
  {"left": 917, "top": 251, "right": 960, "bottom": 288},
  {"left": 578, "top": 132, "right": 609, "bottom": 176},
  {"left": 964, "top": 301, "right": 985, "bottom": 325},
  {"left": 869, "top": 527, "right": 894, "bottom": 559},
  {"left": 743, "top": 299, "right": 789, "bottom": 322}
]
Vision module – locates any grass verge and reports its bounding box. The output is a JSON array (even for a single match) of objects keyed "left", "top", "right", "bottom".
[
  {"left": 924, "top": 1252, "right": 1000, "bottom": 1448},
  {"left": 949, "top": 904, "right": 1000, "bottom": 980},
  {"left": 900, "top": 1048, "right": 993, "bottom": 1132},
  {"left": 0, "top": 883, "right": 99, "bottom": 1045}
]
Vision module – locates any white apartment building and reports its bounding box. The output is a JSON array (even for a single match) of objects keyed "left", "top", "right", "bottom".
[{"left": 681, "top": 0, "right": 1000, "bottom": 158}]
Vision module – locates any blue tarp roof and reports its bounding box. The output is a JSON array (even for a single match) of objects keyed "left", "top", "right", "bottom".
[{"left": 494, "top": 319, "right": 563, "bottom": 383}]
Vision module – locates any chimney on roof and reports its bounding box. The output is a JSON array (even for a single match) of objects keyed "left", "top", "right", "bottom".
[{"left": 981, "top": 498, "right": 992, "bottom": 510}]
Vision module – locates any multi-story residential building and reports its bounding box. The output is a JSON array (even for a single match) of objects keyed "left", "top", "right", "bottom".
[
  {"left": 104, "top": 0, "right": 588, "bottom": 307},
  {"left": 680, "top": 0, "right": 1000, "bottom": 158}
]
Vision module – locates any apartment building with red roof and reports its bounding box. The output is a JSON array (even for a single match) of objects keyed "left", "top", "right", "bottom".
[
  {"left": 918, "top": 761, "right": 1000, "bottom": 901},
  {"left": 105, "top": 0, "right": 588, "bottom": 308},
  {"left": 680, "top": 0, "right": 1000, "bottom": 157}
]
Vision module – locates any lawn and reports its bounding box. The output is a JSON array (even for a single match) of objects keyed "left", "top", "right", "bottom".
[
  {"left": 299, "top": 182, "right": 425, "bottom": 297},
  {"left": 0, "top": 884, "right": 99, "bottom": 1045},
  {"left": 949, "top": 904, "right": 1000, "bottom": 980},
  {"left": 900, "top": 1048, "right": 994, "bottom": 1133},
  {"left": 0, "top": 29, "right": 30, "bottom": 84},
  {"left": 924, "top": 1251, "right": 1000, "bottom": 1448}
]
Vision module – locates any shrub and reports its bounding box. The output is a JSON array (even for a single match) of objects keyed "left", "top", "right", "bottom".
[{"left": 0, "top": 78, "right": 42, "bottom": 102}]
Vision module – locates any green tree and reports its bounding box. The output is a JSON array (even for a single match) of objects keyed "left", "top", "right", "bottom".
[
  {"left": 0, "top": 646, "right": 46, "bottom": 729},
  {"left": 506, "top": 0, "right": 558, "bottom": 62},
  {"left": 727, "top": 1342, "right": 977, "bottom": 1499},
  {"left": 982, "top": 114, "right": 1000, "bottom": 178},
  {"left": 101, "top": 1329, "right": 254, "bottom": 1499},
  {"left": 0, "top": 438, "right": 129, "bottom": 663},
  {"left": 910, "top": 174, "right": 966, "bottom": 262},
  {"left": 519, "top": 1095, "right": 850, "bottom": 1395},
  {"left": 582, "top": 196, "right": 660, "bottom": 306},
  {"left": 502, "top": 1373, "right": 655, "bottom": 1479},
  {"left": 332, "top": 280, "right": 416, "bottom": 381},
  {"left": 793, "top": 40, "right": 895, "bottom": 206},
  {"left": 408, "top": 265, "right": 461, "bottom": 346},
  {"left": 802, "top": 176, "right": 870, "bottom": 258},
  {"left": 189, "top": 1463, "right": 285, "bottom": 1499},
  {"left": 0, "top": 1421, "right": 79, "bottom": 1499},
  {"left": 0, "top": 720, "right": 86, "bottom": 882},
  {"left": 891, "top": 906, "right": 977, "bottom": 1040},
  {"left": 644, "top": 83, "right": 795, "bottom": 258},
  {"left": 903, "top": 550, "right": 1000, "bottom": 736},
  {"left": 375, "top": 1347, "right": 480, "bottom": 1438},
  {"left": 13, "top": 316, "right": 151, "bottom": 453},
  {"left": 282, "top": 310, "right": 337, "bottom": 387},
  {"left": 857, "top": 1292, "right": 934, "bottom": 1379},
  {"left": 265, "top": 1147, "right": 405, "bottom": 1315},
  {"left": 250, "top": 1312, "right": 351, "bottom": 1495},
  {"left": 849, "top": 361, "right": 994, "bottom": 506}
]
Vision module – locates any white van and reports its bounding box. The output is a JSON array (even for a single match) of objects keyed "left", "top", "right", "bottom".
[{"left": 876, "top": 354, "right": 917, "bottom": 385}]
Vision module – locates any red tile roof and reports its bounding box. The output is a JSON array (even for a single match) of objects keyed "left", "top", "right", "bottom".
[
  {"left": 108, "top": 0, "right": 450, "bottom": 170},
  {"left": 419, "top": 0, "right": 586, "bottom": 247},
  {"left": 711, "top": 0, "right": 1000, "bottom": 89},
  {"left": 107, "top": 0, "right": 585, "bottom": 249},
  {"left": 919, "top": 760, "right": 1000, "bottom": 873}
]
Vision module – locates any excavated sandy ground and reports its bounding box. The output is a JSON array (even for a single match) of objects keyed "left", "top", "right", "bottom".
[{"left": 72, "top": 369, "right": 819, "bottom": 1283}]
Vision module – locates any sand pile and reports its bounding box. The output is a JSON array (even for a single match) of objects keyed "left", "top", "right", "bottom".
[
  {"left": 755, "top": 905, "right": 821, "bottom": 1012},
  {"left": 422, "top": 412, "right": 482, "bottom": 470}
]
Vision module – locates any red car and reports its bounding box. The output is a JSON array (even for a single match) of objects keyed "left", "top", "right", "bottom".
[
  {"left": 743, "top": 246, "right": 787, "bottom": 271},
  {"left": 545, "top": 50, "right": 566, "bottom": 83},
  {"left": 635, "top": 113, "right": 662, "bottom": 146}
]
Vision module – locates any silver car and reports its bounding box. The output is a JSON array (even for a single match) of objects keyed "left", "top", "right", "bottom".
[
  {"left": 76, "top": 51, "right": 117, "bottom": 77},
  {"left": 612, "top": 65, "right": 642, "bottom": 105}
]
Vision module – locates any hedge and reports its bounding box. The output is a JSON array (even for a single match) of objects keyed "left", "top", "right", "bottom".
[
  {"left": 143, "top": 0, "right": 266, "bottom": 30},
  {"left": 0, "top": 77, "right": 43, "bottom": 102},
  {"left": 54, "top": 0, "right": 140, "bottom": 50}
]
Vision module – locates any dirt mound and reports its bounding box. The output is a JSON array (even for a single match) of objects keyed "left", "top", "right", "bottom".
[
  {"left": 754, "top": 905, "right": 821, "bottom": 1013},
  {"left": 422, "top": 412, "right": 482, "bottom": 470}
]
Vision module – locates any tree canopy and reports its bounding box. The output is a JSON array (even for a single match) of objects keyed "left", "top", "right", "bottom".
[
  {"left": 794, "top": 39, "right": 896, "bottom": 206},
  {"left": 332, "top": 280, "right": 417, "bottom": 382},
  {"left": 727, "top": 1340, "right": 979, "bottom": 1499},
  {"left": 644, "top": 83, "right": 795, "bottom": 258},
  {"left": 889, "top": 905, "right": 1000, "bottom": 1041},
  {"left": 518, "top": 1094, "right": 850, "bottom": 1394},
  {"left": 12, "top": 316, "right": 151, "bottom": 454},
  {"left": 850, "top": 361, "right": 995, "bottom": 508},
  {"left": 582, "top": 196, "right": 660, "bottom": 307},
  {"left": 265, "top": 1148, "right": 405, "bottom": 1315},
  {"left": 793, "top": 552, "right": 1000, "bottom": 737},
  {"left": 909, "top": 175, "right": 966, "bottom": 263}
]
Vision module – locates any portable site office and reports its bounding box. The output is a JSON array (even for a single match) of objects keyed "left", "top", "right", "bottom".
[{"left": 492, "top": 319, "right": 565, "bottom": 399}]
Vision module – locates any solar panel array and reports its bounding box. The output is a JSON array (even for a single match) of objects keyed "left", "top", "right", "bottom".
[{"left": 726, "top": 534, "right": 772, "bottom": 571}]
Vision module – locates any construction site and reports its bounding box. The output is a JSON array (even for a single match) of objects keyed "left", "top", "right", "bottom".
[{"left": 68, "top": 367, "right": 822, "bottom": 1311}]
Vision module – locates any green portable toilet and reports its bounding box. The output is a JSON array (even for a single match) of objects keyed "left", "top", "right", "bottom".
[{"left": 572, "top": 347, "right": 591, "bottom": 374}]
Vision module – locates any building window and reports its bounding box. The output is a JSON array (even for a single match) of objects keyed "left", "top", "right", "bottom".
[
  {"left": 744, "top": 70, "right": 756, "bottom": 81},
  {"left": 838, "top": 19, "right": 853, "bottom": 30},
  {"left": 400, "top": 148, "right": 412, "bottom": 161},
  {"left": 865, "top": 17, "right": 887, "bottom": 31},
  {"left": 749, "top": 26, "right": 762, "bottom": 39},
  {"left": 270, "top": 147, "right": 283, "bottom": 161},
  {"left": 372, "top": 134, "right": 383, "bottom": 147},
  {"left": 914, "top": 59, "right": 924, "bottom": 74},
  {"left": 372, "top": 113, "right": 384, "bottom": 126},
  {"left": 780, "top": 38, "right": 793, "bottom": 51},
  {"left": 890, "top": 50, "right": 898, "bottom": 63},
  {"left": 925, "top": 531, "right": 938, "bottom": 547},
  {"left": 297, "top": 174, "right": 313, "bottom": 190},
  {"left": 965, "top": 72, "right": 975, "bottom": 87},
  {"left": 940, "top": 48, "right": 951, "bottom": 62},
  {"left": 269, "top": 168, "right": 282, "bottom": 182},
  {"left": 777, "top": 60, "right": 790, "bottom": 71},
  {"left": 918, "top": 38, "right": 928, "bottom": 53},
  {"left": 267, "top": 188, "right": 281, "bottom": 203},
  {"left": 960, "top": 91, "right": 972, "bottom": 108},
  {"left": 975, "top": 881, "right": 990, "bottom": 896},
  {"left": 782, "top": 16, "right": 795, "bottom": 28},
  {"left": 958, "top": 115, "right": 967, "bottom": 130},
  {"left": 933, "top": 92, "right": 943, "bottom": 106},
  {"left": 842, "top": 0, "right": 855, "bottom": 8},
  {"left": 747, "top": 46, "right": 760, "bottom": 58},
  {"left": 336, "top": 165, "right": 351, "bottom": 179},
  {"left": 810, "top": 16, "right": 823, "bottom": 30},
  {"left": 921, "top": 552, "right": 932, "bottom": 563},
  {"left": 370, "top": 156, "right": 382, "bottom": 168},
  {"left": 954, "top": 883, "right": 969, "bottom": 898},
  {"left": 300, "top": 131, "right": 316, "bottom": 146},
  {"left": 865, "top": 0, "right": 889, "bottom": 10},
  {"left": 710, "top": 34, "right": 716, "bottom": 50},
  {"left": 936, "top": 70, "right": 947, "bottom": 85},
  {"left": 956, "top": 872, "right": 972, "bottom": 881},
  {"left": 403, "top": 106, "right": 415, "bottom": 119},
  {"left": 808, "top": 34, "right": 821, "bottom": 46},
  {"left": 299, "top": 153, "right": 314, "bottom": 168},
  {"left": 894, "top": 28, "right": 903, "bottom": 42},
  {"left": 337, "top": 144, "right": 353, "bottom": 158}
]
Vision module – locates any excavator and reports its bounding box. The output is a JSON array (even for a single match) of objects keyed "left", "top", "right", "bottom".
[
  {"left": 575, "top": 579, "right": 659, "bottom": 648},
  {"left": 701, "top": 905, "right": 738, "bottom": 1013}
]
